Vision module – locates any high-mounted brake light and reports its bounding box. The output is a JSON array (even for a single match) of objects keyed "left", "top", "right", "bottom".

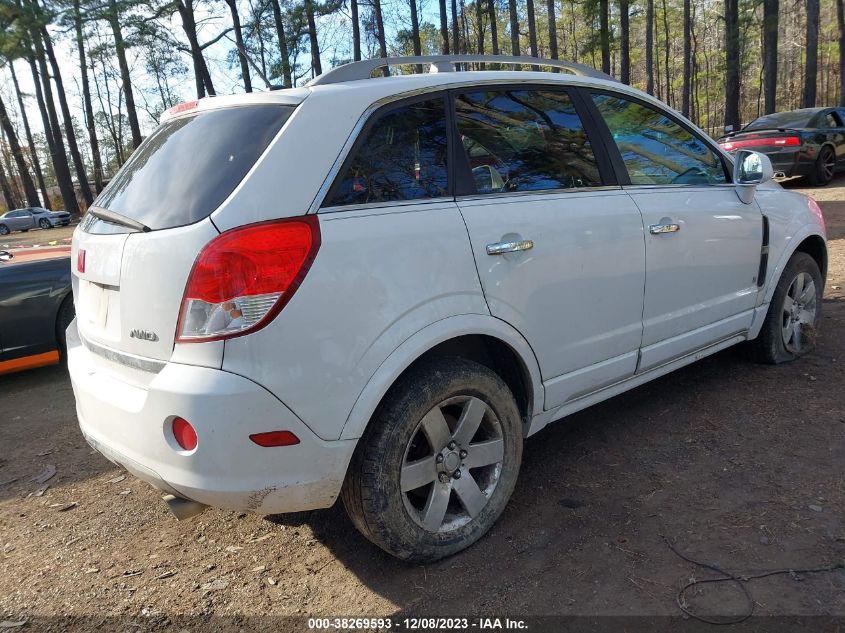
[
  {"left": 176, "top": 216, "right": 320, "bottom": 343},
  {"left": 720, "top": 136, "right": 801, "bottom": 151}
]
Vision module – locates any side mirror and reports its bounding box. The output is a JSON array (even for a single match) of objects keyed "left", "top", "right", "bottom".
[
  {"left": 723, "top": 124, "right": 734, "bottom": 135},
  {"left": 733, "top": 150, "right": 774, "bottom": 204}
]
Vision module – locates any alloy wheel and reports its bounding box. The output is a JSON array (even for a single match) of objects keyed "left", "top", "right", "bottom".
[
  {"left": 822, "top": 150, "right": 835, "bottom": 182},
  {"left": 401, "top": 395, "right": 504, "bottom": 533},
  {"left": 781, "top": 271, "right": 817, "bottom": 354}
]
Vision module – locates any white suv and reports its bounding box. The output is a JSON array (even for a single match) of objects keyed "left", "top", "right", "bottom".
[{"left": 68, "top": 56, "right": 827, "bottom": 561}]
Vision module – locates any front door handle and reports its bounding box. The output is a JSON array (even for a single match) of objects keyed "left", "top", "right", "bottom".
[
  {"left": 649, "top": 223, "right": 680, "bottom": 235},
  {"left": 486, "top": 239, "right": 534, "bottom": 255}
]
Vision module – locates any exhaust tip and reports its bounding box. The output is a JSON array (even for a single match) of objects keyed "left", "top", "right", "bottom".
[
  {"left": 774, "top": 171, "right": 787, "bottom": 179},
  {"left": 163, "top": 494, "right": 208, "bottom": 520}
]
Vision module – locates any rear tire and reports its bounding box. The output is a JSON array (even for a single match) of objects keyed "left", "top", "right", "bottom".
[
  {"left": 341, "top": 357, "right": 523, "bottom": 562},
  {"left": 808, "top": 146, "right": 835, "bottom": 186},
  {"left": 749, "top": 252, "right": 822, "bottom": 364}
]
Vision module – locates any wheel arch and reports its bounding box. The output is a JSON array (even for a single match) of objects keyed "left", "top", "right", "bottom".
[
  {"left": 794, "top": 233, "right": 828, "bottom": 281},
  {"left": 339, "top": 315, "right": 544, "bottom": 441}
]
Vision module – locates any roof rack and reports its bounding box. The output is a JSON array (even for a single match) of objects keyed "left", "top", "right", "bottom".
[{"left": 306, "top": 55, "right": 617, "bottom": 87}]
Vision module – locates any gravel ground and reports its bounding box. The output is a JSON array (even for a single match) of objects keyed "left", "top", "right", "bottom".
[{"left": 1, "top": 178, "right": 844, "bottom": 630}]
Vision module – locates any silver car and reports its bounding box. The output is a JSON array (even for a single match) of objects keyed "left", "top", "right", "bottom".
[{"left": 0, "top": 207, "right": 71, "bottom": 235}]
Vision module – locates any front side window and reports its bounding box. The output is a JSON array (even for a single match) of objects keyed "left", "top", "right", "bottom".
[
  {"left": 592, "top": 93, "right": 727, "bottom": 186},
  {"left": 455, "top": 89, "right": 602, "bottom": 194},
  {"left": 326, "top": 98, "right": 449, "bottom": 207}
]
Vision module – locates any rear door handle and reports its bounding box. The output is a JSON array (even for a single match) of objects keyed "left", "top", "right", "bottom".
[
  {"left": 649, "top": 223, "right": 680, "bottom": 235},
  {"left": 486, "top": 239, "right": 534, "bottom": 255}
]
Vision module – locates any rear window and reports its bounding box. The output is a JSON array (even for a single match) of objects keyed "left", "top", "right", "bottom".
[
  {"left": 743, "top": 111, "right": 814, "bottom": 131},
  {"left": 95, "top": 105, "right": 294, "bottom": 230}
]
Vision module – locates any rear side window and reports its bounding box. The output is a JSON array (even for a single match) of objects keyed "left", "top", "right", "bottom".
[
  {"left": 455, "top": 89, "right": 601, "bottom": 193},
  {"left": 325, "top": 98, "right": 449, "bottom": 207},
  {"left": 592, "top": 93, "right": 727, "bottom": 186},
  {"left": 95, "top": 105, "right": 293, "bottom": 230}
]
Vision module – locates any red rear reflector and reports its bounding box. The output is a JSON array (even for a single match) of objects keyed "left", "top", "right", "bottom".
[
  {"left": 172, "top": 417, "right": 198, "bottom": 451},
  {"left": 249, "top": 430, "right": 300, "bottom": 447},
  {"left": 720, "top": 136, "right": 801, "bottom": 151},
  {"left": 77, "top": 249, "right": 86, "bottom": 273}
]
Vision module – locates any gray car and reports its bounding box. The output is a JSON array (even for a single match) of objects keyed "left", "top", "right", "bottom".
[{"left": 0, "top": 207, "right": 72, "bottom": 235}]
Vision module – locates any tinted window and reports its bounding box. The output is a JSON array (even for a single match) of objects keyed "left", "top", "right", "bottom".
[
  {"left": 592, "top": 94, "right": 726, "bottom": 185},
  {"left": 95, "top": 105, "right": 293, "bottom": 230},
  {"left": 455, "top": 89, "right": 601, "bottom": 193},
  {"left": 327, "top": 98, "right": 448, "bottom": 206},
  {"left": 821, "top": 112, "right": 841, "bottom": 128},
  {"left": 743, "top": 110, "right": 815, "bottom": 131}
]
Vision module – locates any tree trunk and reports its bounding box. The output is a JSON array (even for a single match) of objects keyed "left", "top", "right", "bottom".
[
  {"left": 373, "top": 0, "right": 387, "bottom": 58},
  {"left": 225, "top": 0, "right": 253, "bottom": 91},
  {"left": 269, "top": 0, "right": 293, "bottom": 85},
  {"left": 108, "top": 0, "right": 142, "bottom": 149},
  {"left": 30, "top": 44, "right": 79, "bottom": 216},
  {"left": 646, "top": 0, "right": 654, "bottom": 94},
  {"left": 410, "top": 0, "right": 423, "bottom": 61},
  {"left": 803, "top": 0, "right": 819, "bottom": 107},
  {"left": 73, "top": 0, "right": 104, "bottom": 193},
  {"left": 304, "top": 0, "right": 322, "bottom": 76},
  {"left": 348, "top": 0, "right": 360, "bottom": 61},
  {"left": 39, "top": 23, "right": 93, "bottom": 205},
  {"left": 547, "top": 0, "right": 558, "bottom": 59},
  {"left": 439, "top": 0, "right": 450, "bottom": 54},
  {"left": 9, "top": 62, "right": 50, "bottom": 207},
  {"left": 488, "top": 0, "right": 499, "bottom": 55},
  {"left": 0, "top": 159, "right": 17, "bottom": 212},
  {"left": 617, "top": 0, "right": 628, "bottom": 82},
  {"left": 508, "top": 0, "right": 519, "bottom": 55},
  {"left": 724, "top": 0, "right": 741, "bottom": 129},
  {"left": 526, "top": 0, "right": 538, "bottom": 57},
  {"left": 475, "top": 0, "right": 484, "bottom": 54},
  {"left": 838, "top": 0, "right": 844, "bottom": 105},
  {"left": 0, "top": 95, "right": 39, "bottom": 208},
  {"left": 600, "top": 0, "right": 610, "bottom": 74},
  {"left": 681, "top": 0, "right": 690, "bottom": 116},
  {"left": 451, "top": 0, "right": 460, "bottom": 54},
  {"left": 762, "top": 0, "right": 778, "bottom": 113},
  {"left": 178, "top": 0, "right": 216, "bottom": 97},
  {"left": 661, "top": 0, "right": 670, "bottom": 105}
]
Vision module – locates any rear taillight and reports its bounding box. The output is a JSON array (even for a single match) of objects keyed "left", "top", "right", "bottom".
[
  {"left": 720, "top": 136, "right": 801, "bottom": 151},
  {"left": 176, "top": 216, "right": 320, "bottom": 343}
]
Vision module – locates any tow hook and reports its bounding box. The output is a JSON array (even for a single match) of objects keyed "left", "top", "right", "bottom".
[{"left": 163, "top": 494, "right": 208, "bottom": 520}]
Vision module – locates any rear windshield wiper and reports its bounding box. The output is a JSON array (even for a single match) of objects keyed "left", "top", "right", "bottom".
[{"left": 89, "top": 207, "right": 152, "bottom": 233}]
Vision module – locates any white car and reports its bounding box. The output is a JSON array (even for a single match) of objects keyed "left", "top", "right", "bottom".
[{"left": 67, "top": 55, "right": 827, "bottom": 562}]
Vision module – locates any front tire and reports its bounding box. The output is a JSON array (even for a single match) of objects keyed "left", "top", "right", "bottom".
[
  {"left": 0, "top": 224, "right": 9, "bottom": 236},
  {"left": 39, "top": 218, "right": 51, "bottom": 229},
  {"left": 341, "top": 357, "right": 523, "bottom": 562},
  {"left": 750, "top": 252, "right": 822, "bottom": 364}
]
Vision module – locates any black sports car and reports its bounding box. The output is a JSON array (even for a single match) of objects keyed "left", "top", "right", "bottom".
[
  {"left": 0, "top": 246, "right": 74, "bottom": 375},
  {"left": 718, "top": 107, "right": 845, "bottom": 185}
]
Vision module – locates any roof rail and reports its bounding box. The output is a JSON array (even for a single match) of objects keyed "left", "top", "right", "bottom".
[{"left": 306, "top": 55, "right": 617, "bottom": 86}]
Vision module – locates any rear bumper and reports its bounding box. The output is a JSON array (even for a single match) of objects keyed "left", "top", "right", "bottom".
[{"left": 66, "top": 320, "right": 356, "bottom": 514}]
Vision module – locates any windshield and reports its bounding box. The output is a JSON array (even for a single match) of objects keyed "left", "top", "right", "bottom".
[
  {"left": 94, "top": 105, "right": 294, "bottom": 230},
  {"left": 743, "top": 110, "right": 815, "bottom": 131}
]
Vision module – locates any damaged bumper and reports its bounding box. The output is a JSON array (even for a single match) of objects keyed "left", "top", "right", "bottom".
[{"left": 66, "top": 319, "right": 356, "bottom": 514}]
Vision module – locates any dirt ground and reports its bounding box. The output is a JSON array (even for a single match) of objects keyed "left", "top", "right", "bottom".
[{"left": 1, "top": 178, "right": 844, "bottom": 630}]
